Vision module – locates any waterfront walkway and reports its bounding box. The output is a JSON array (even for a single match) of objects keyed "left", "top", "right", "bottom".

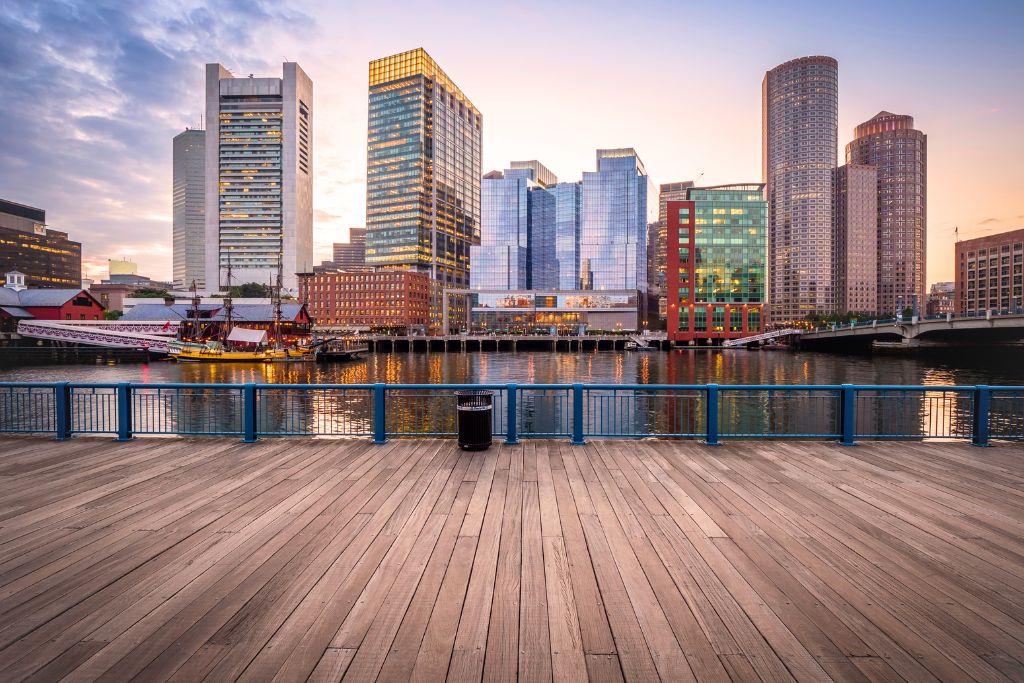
[{"left": 0, "top": 438, "right": 1021, "bottom": 682}]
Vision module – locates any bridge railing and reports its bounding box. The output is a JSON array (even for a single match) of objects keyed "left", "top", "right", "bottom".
[
  {"left": 808, "top": 308, "right": 1024, "bottom": 333},
  {"left": 0, "top": 382, "right": 1021, "bottom": 446}
]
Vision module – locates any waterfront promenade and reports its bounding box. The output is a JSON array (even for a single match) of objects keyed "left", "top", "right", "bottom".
[{"left": 0, "top": 437, "right": 1021, "bottom": 681}]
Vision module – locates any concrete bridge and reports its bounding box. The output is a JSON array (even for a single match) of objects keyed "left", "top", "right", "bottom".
[{"left": 798, "top": 311, "right": 1024, "bottom": 349}]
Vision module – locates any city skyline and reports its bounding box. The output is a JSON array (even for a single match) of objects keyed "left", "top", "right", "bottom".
[{"left": 0, "top": 1, "right": 1021, "bottom": 285}]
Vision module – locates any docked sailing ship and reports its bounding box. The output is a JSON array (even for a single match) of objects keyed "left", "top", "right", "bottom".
[{"left": 169, "top": 266, "right": 315, "bottom": 363}]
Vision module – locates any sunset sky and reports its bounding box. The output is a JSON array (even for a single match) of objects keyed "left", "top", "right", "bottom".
[{"left": 1, "top": 0, "right": 1021, "bottom": 285}]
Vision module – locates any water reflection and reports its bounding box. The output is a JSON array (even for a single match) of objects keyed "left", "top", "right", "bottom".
[{"left": 1, "top": 348, "right": 1021, "bottom": 439}]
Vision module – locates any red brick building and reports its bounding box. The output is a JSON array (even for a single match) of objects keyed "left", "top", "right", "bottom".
[
  {"left": 298, "top": 270, "right": 432, "bottom": 332},
  {"left": 665, "top": 187, "right": 767, "bottom": 344},
  {"left": 954, "top": 228, "right": 1024, "bottom": 315}
]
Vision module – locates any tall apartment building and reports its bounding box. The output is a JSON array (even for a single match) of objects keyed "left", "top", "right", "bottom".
[
  {"left": 834, "top": 164, "right": 878, "bottom": 314},
  {"left": 0, "top": 199, "right": 81, "bottom": 288},
  {"left": 204, "top": 62, "right": 313, "bottom": 294},
  {"left": 580, "top": 149, "right": 654, "bottom": 292},
  {"left": 955, "top": 228, "right": 1024, "bottom": 315},
  {"left": 470, "top": 162, "right": 556, "bottom": 291},
  {"left": 665, "top": 186, "right": 767, "bottom": 344},
  {"left": 332, "top": 227, "right": 367, "bottom": 270},
  {"left": 365, "top": 48, "right": 482, "bottom": 288},
  {"left": 172, "top": 128, "right": 206, "bottom": 290},
  {"left": 762, "top": 56, "right": 839, "bottom": 323},
  {"left": 846, "top": 111, "right": 927, "bottom": 315},
  {"left": 654, "top": 181, "right": 695, "bottom": 320}
]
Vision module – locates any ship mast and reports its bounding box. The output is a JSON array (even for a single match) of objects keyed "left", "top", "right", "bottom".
[
  {"left": 222, "top": 256, "right": 234, "bottom": 346},
  {"left": 273, "top": 261, "right": 284, "bottom": 349},
  {"left": 189, "top": 279, "right": 200, "bottom": 340}
]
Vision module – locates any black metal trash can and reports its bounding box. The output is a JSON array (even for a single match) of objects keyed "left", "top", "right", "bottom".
[{"left": 455, "top": 390, "right": 493, "bottom": 451}]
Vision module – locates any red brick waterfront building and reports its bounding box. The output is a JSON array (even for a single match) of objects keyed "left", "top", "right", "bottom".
[{"left": 298, "top": 270, "right": 432, "bottom": 332}]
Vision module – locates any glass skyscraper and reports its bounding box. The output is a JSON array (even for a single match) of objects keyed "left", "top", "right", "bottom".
[
  {"left": 470, "top": 161, "right": 560, "bottom": 292},
  {"left": 365, "top": 48, "right": 482, "bottom": 289},
  {"left": 580, "top": 149, "right": 654, "bottom": 292},
  {"left": 551, "top": 182, "right": 582, "bottom": 290},
  {"left": 666, "top": 185, "right": 767, "bottom": 343}
]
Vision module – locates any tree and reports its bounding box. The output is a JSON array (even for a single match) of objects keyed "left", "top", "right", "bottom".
[
  {"left": 229, "top": 282, "right": 272, "bottom": 298},
  {"left": 104, "top": 310, "right": 123, "bottom": 320},
  {"left": 132, "top": 288, "right": 170, "bottom": 298}
]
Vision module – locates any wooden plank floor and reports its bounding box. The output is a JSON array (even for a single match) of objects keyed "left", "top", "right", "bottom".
[{"left": 0, "top": 436, "right": 1021, "bottom": 682}]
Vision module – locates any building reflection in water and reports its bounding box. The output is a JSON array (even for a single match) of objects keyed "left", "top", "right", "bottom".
[{"left": 6, "top": 347, "right": 1022, "bottom": 439}]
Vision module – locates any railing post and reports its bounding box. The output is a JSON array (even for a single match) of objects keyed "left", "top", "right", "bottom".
[
  {"left": 571, "top": 383, "right": 585, "bottom": 445},
  {"left": 505, "top": 383, "right": 519, "bottom": 444},
  {"left": 839, "top": 384, "right": 856, "bottom": 446},
  {"left": 373, "top": 383, "right": 388, "bottom": 444},
  {"left": 704, "top": 384, "right": 720, "bottom": 446},
  {"left": 54, "top": 382, "right": 72, "bottom": 440},
  {"left": 972, "top": 385, "right": 990, "bottom": 447},
  {"left": 242, "top": 383, "right": 258, "bottom": 443},
  {"left": 115, "top": 382, "right": 133, "bottom": 441}
]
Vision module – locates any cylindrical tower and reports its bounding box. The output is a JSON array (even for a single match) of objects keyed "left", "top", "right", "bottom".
[
  {"left": 846, "top": 112, "right": 927, "bottom": 316},
  {"left": 762, "top": 56, "right": 839, "bottom": 323}
]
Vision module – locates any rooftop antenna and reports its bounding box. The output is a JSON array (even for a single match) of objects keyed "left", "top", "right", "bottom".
[{"left": 954, "top": 225, "right": 959, "bottom": 243}]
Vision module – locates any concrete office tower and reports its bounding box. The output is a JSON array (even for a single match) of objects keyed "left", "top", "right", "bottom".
[
  {"left": 204, "top": 63, "right": 313, "bottom": 294},
  {"left": 655, "top": 181, "right": 695, "bottom": 320},
  {"left": 333, "top": 228, "right": 367, "bottom": 270},
  {"left": 763, "top": 56, "right": 839, "bottom": 322},
  {"left": 172, "top": 129, "right": 206, "bottom": 290},
  {"left": 366, "top": 48, "right": 482, "bottom": 288},
  {"left": 834, "top": 164, "right": 878, "bottom": 314},
  {"left": 580, "top": 149, "right": 655, "bottom": 291},
  {"left": 470, "top": 162, "right": 556, "bottom": 291},
  {"left": 551, "top": 181, "right": 582, "bottom": 290},
  {"left": 847, "top": 111, "right": 927, "bottom": 315}
]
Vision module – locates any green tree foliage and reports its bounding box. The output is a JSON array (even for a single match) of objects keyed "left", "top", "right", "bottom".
[
  {"left": 132, "top": 288, "right": 170, "bottom": 298},
  {"left": 229, "top": 282, "right": 272, "bottom": 298},
  {"left": 104, "top": 310, "right": 123, "bottom": 320}
]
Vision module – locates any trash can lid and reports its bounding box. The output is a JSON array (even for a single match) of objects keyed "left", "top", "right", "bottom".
[{"left": 454, "top": 390, "right": 494, "bottom": 397}]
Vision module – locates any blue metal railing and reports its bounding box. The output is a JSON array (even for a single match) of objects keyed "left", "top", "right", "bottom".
[{"left": 0, "top": 382, "right": 1021, "bottom": 446}]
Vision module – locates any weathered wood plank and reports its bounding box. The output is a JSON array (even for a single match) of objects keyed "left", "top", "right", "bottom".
[{"left": 0, "top": 435, "right": 1019, "bottom": 683}]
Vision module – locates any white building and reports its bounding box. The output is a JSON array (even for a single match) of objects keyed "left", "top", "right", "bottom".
[
  {"left": 172, "top": 129, "right": 206, "bottom": 290},
  {"left": 204, "top": 63, "right": 313, "bottom": 294}
]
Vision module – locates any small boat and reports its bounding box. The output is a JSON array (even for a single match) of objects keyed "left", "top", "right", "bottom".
[{"left": 625, "top": 341, "right": 639, "bottom": 350}]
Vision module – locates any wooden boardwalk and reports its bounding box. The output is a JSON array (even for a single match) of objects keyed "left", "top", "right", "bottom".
[{"left": 0, "top": 436, "right": 1021, "bottom": 682}]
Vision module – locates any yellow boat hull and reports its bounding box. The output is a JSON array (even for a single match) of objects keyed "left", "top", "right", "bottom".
[{"left": 172, "top": 348, "right": 313, "bottom": 363}]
